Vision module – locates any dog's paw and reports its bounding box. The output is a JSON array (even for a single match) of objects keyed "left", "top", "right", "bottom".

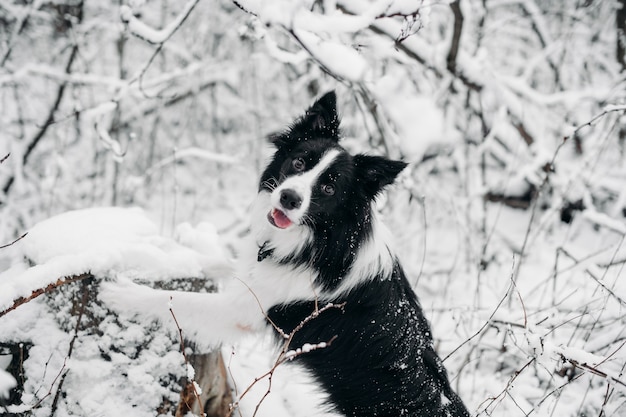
[{"left": 99, "top": 277, "right": 163, "bottom": 318}]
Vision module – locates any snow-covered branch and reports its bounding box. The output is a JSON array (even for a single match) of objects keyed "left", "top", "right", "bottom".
[
  {"left": 0, "top": 273, "right": 92, "bottom": 319},
  {"left": 120, "top": 0, "right": 200, "bottom": 45}
]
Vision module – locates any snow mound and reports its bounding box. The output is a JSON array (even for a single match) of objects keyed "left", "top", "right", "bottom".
[
  {"left": 1, "top": 207, "right": 232, "bottom": 312},
  {"left": 0, "top": 208, "right": 236, "bottom": 416},
  {"left": 373, "top": 75, "right": 459, "bottom": 161}
]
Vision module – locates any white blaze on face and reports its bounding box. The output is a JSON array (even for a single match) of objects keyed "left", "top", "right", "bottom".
[{"left": 270, "top": 149, "right": 341, "bottom": 228}]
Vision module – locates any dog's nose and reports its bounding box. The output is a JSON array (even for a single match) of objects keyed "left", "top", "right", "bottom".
[{"left": 280, "top": 189, "right": 302, "bottom": 210}]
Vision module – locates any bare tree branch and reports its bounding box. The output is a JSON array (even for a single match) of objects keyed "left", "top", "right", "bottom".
[
  {"left": 0, "top": 1, "right": 40, "bottom": 67},
  {"left": 121, "top": 0, "right": 200, "bottom": 45},
  {"left": 447, "top": 0, "right": 463, "bottom": 75},
  {"left": 618, "top": 0, "right": 626, "bottom": 70},
  {"left": 0, "top": 273, "right": 93, "bottom": 319},
  {"left": 1, "top": 0, "right": 84, "bottom": 197},
  {"left": 120, "top": 0, "right": 200, "bottom": 98}
]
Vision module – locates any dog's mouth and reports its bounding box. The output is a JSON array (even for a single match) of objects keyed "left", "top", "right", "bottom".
[{"left": 267, "top": 208, "right": 293, "bottom": 229}]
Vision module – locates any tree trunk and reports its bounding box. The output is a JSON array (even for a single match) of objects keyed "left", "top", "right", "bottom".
[{"left": 176, "top": 350, "right": 233, "bottom": 417}]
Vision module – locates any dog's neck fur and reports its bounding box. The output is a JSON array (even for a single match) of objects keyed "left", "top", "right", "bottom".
[{"left": 250, "top": 190, "right": 396, "bottom": 300}]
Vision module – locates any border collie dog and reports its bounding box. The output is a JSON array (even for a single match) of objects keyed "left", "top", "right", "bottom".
[{"left": 102, "top": 92, "right": 470, "bottom": 417}]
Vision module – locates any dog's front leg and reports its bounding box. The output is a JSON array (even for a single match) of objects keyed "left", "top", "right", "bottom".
[{"left": 99, "top": 277, "right": 267, "bottom": 348}]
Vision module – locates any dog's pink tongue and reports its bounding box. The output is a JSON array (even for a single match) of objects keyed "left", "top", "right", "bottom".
[{"left": 271, "top": 209, "right": 292, "bottom": 229}]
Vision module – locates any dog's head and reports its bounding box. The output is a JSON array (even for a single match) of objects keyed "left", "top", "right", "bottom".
[{"left": 255, "top": 91, "right": 407, "bottom": 290}]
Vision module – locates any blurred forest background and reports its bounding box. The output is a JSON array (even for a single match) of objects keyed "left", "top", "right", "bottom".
[{"left": 1, "top": 0, "right": 626, "bottom": 416}]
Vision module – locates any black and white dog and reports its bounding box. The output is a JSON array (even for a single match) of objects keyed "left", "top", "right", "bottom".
[{"left": 102, "top": 92, "right": 470, "bottom": 417}]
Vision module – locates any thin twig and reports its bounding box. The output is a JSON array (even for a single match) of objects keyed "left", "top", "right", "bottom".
[
  {"left": 50, "top": 279, "right": 90, "bottom": 415},
  {"left": 121, "top": 0, "right": 201, "bottom": 99},
  {"left": 564, "top": 104, "right": 626, "bottom": 142},
  {"left": 443, "top": 257, "right": 516, "bottom": 362},
  {"left": 30, "top": 278, "right": 91, "bottom": 412},
  {"left": 227, "top": 303, "right": 344, "bottom": 417},
  {"left": 476, "top": 358, "right": 536, "bottom": 414},
  {"left": 233, "top": 276, "right": 286, "bottom": 338},
  {"left": 30, "top": 357, "right": 68, "bottom": 410},
  {"left": 557, "top": 247, "right": 626, "bottom": 307},
  {"left": 168, "top": 297, "right": 205, "bottom": 417},
  {"left": 225, "top": 347, "right": 243, "bottom": 417},
  {"left": 526, "top": 372, "right": 585, "bottom": 415},
  {"left": 510, "top": 274, "right": 528, "bottom": 328},
  {"left": 0, "top": 232, "right": 27, "bottom": 250}
]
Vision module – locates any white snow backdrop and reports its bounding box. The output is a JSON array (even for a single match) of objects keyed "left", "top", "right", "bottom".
[{"left": 1, "top": 0, "right": 626, "bottom": 416}]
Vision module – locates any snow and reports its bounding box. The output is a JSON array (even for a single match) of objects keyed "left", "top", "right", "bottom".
[
  {"left": 294, "top": 30, "right": 368, "bottom": 82},
  {"left": 603, "top": 104, "right": 626, "bottom": 113},
  {"left": 186, "top": 363, "right": 196, "bottom": 380},
  {"left": 373, "top": 75, "right": 458, "bottom": 161},
  {"left": 0, "top": 207, "right": 232, "bottom": 313},
  {"left": 0, "top": 207, "right": 237, "bottom": 416},
  {"left": 0, "top": 369, "right": 16, "bottom": 399},
  {"left": 121, "top": 0, "right": 200, "bottom": 45},
  {"left": 224, "top": 341, "right": 342, "bottom": 417},
  {"left": 582, "top": 209, "right": 626, "bottom": 235},
  {"left": 555, "top": 345, "right": 605, "bottom": 368},
  {"left": 2, "top": 1, "right": 626, "bottom": 416},
  {"left": 293, "top": 10, "right": 372, "bottom": 34}
]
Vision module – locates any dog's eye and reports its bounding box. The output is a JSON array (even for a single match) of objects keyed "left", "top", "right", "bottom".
[
  {"left": 321, "top": 183, "right": 335, "bottom": 196},
  {"left": 292, "top": 158, "right": 305, "bottom": 171}
]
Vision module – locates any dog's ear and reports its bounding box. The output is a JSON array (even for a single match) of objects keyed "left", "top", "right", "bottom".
[
  {"left": 299, "top": 91, "right": 340, "bottom": 140},
  {"left": 271, "top": 91, "right": 340, "bottom": 148},
  {"left": 353, "top": 154, "right": 407, "bottom": 198}
]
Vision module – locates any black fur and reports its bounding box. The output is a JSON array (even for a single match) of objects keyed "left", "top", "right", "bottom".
[
  {"left": 268, "top": 264, "right": 469, "bottom": 417},
  {"left": 259, "top": 92, "right": 470, "bottom": 417}
]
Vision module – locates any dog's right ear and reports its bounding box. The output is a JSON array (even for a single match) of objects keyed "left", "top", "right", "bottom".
[
  {"left": 297, "top": 91, "right": 340, "bottom": 140},
  {"left": 269, "top": 91, "right": 340, "bottom": 148}
]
